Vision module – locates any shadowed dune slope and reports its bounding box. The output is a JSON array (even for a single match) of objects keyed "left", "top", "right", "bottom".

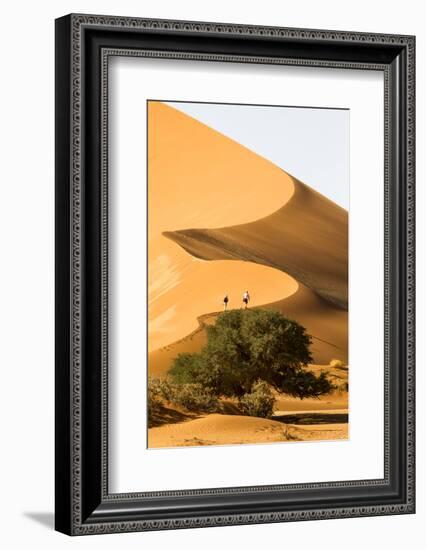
[{"left": 164, "top": 176, "right": 348, "bottom": 309}]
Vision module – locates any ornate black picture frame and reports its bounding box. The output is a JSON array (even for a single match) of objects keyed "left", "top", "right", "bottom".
[{"left": 55, "top": 13, "right": 415, "bottom": 535}]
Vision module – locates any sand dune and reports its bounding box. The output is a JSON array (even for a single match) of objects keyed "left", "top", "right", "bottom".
[
  {"left": 164, "top": 175, "right": 348, "bottom": 310},
  {"left": 149, "top": 238, "right": 298, "bottom": 351},
  {"left": 148, "top": 413, "right": 348, "bottom": 448},
  {"left": 148, "top": 283, "right": 348, "bottom": 378},
  {"left": 147, "top": 102, "right": 349, "bottom": 448},
  {"left": 148, "top": 99, "right": 348, "bottom": 386},
  {"left": 148, "top": 101, "right": 300, "bottom": 351},
  {"left": 148, "top": 102, "right": 295, "bottom": 239}
]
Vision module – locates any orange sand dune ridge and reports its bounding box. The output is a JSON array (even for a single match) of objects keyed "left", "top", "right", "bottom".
[
  {"left": 164, "top": 175, "right": 348, "bottom": 310},
  {"left": 148, "top": 101, "right": 297, "bottom": 351}
]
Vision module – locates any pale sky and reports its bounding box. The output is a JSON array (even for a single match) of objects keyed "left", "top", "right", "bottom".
[{"left": 166, "top": 101, "right": 349, "bottom": 210}]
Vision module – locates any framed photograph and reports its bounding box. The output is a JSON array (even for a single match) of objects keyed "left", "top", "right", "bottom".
[{"left": 55, "top": 14, "right": 415, "bottom": 535}]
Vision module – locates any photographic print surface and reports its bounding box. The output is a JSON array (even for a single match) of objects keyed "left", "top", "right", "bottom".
[{"left": 147, "top": 100, "right": 349, "bottom": 449}]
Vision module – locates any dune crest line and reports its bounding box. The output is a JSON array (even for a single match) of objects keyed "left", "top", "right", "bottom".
[{"left": 163, "top": 174, "right": 348, "bottom": 310}]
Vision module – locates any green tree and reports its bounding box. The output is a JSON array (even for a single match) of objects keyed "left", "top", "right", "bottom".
[{"left": 169, "top": 309, "right": 332, "bottom": 399}]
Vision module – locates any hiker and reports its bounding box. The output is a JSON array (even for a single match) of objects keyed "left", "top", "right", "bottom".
[
  {"left": 223, "top": 294, "right": 229, "bottom": 311},
  {"left": 242, "top": 290, "right": 250, "bottom": 309}
]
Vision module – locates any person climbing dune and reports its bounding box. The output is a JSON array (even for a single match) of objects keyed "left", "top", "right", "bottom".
[
  {"left": 242, "top": 290, "right": 250, "bottom": 309},
  {"left": 223, "top": 293, "right": 229, "bottom": 311}
]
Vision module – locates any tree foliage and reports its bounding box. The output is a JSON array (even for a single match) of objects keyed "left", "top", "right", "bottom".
[{"left": 170, "top": 309, "right": 332, "bottom": 399}]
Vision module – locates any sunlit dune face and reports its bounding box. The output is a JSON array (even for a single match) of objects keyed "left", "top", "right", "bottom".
[
  {"left": 148, "top": 243, "right": 298, "bottom": 352},
  {"left": 148, "top": 101, "right": 297, "bottom": 350},
  {"left": 147, "top": 101, "right": 294, "bottom": 240}
]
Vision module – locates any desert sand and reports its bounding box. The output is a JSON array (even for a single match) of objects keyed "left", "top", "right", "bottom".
[
  {"left": 147, "top": 101, "right": 348, "bottom": 447},
  {"left": 148, "top": 411, "right": 348, "bottom": 448},
  {"left": 149, "top": 238, "right": 298, "bottom": 351}
]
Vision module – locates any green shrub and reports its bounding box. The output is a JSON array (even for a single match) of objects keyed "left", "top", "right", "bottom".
[
  {"left": 167, "top": 383, "right": 221, "bottom": 413},
  {"left": 278, "top": 369, "right": 334, "bottom": 398},
  {"left": 147, "top": 377, "right": 164, "bottom": 419},
  {"left": 329, "top": 359, "right": 346, "bottom": 368},
  {"left": 147, "top": 377, "right": 221, "bottom": 414},
  {"left": 170, "top": 309, "right": 333, "bottom": 399},
  {"left": 155, "top": 377, "right": 174, "bottom": 402},
  {"left": 239, "top": 381, "right": 275, "bottom": 418}
]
